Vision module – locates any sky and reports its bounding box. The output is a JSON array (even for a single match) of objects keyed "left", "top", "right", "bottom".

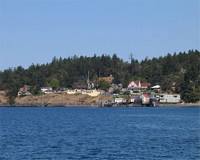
[{"left": 0, "top": 0, "right": 199, "bottom": 70}]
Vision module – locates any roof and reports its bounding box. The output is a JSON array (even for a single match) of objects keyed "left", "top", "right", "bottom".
[
  {"left": 128, "top": 80, "right": 151, "bottom": 89},
  {"left": 151, "top": 85, "right": 161, "bottom": 89},
  {"left": 19, "top": 85, "right": 31, "bottom": 92}
]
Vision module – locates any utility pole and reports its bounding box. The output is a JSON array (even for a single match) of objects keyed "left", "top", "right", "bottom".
[{"left": 130, "top": 52, "right": 134, "bottom": 63}]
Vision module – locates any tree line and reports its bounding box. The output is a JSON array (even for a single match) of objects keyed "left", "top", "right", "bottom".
[{"left": 0, "top": 50, "right": 199, "bottom": 103}]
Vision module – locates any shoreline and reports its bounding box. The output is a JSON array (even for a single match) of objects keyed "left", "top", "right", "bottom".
[
  {"left": 0, "top": 92, "right": 199, "bottom": 108},
  {"left": 1, "top": 93, "right": 199, "bottom": 108},
  {"left": 0, "top": 103, "right": 199, "bottom": 108}
]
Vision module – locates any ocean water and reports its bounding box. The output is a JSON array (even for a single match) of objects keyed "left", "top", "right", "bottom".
[{"left": 0, "top": 106, "right": 200, "bottom": 160}]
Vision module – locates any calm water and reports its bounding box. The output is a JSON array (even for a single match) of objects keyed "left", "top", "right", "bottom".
[{"left": 0, "top": 106, "right": 200, "bottom": 160}]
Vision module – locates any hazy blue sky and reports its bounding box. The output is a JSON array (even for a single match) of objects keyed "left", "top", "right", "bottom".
[{"left": 0, "top": 0, "right": 199, "bottom": 70}]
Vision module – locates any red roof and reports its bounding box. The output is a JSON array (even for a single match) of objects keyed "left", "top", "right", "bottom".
[
  {"left": 128, "top": 81, "right": 151, "bottom": 89},
  {"left": 141, "top": 82, "right": 151, "bottom": 88}
]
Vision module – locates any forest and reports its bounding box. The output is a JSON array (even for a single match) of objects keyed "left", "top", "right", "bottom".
[{"left": 0, "top": 50, "right": 199, "bottom": 103}]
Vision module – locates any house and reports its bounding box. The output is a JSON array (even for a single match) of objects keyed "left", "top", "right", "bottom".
[
  {"left": 66, "top": 89, "right": 77, "bottom": 95},
  {"left": 18, "top": 85, "right": 32, "bottom": 96},
  {"left": 141, "top": 93, "right": 150, "bottom": 105},
  {"left": 151, "top": 85, "right": 161, "bottom": 93},
  {"left": 159, "top": 94, "right": 181, "bottom": 104},
  {"left": 66, "top": 89, "right": 101, "bottom": 97},
  {"left": 41, "top": 87, "right": 53, "bottom": 94},
  {"left": 114, "top": 97, "right": 127, "bottom": 104},
  {"left": 66, "top": 89, "right": 82, "bottom": 95},
  {"left": 108, "top": 83, "right": 123, "bottom": 93},
  {"left": 81, "top": 89, "right": 101, "bottom": 97},
  {"left": 128, "top": 80, "right": 151, "bottom": 90},
  {"left": 130, "top": 95, "right": 141, "bottom": 104}
]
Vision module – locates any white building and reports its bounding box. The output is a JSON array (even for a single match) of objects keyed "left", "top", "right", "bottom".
[
  {"left": 41, "top": 87, "right": 53, "bottom": 94},
  {"left": 66, "top": 89, "right": 77, "bottom": 95},
  {"left": 114, "top": 97, "right": 126, "bottom": 104},
  {"left": 81, "top": 89, "right": 101, "bottom": 97},
  {"left": 159, "top": 94, "right": 181, "bottom": 104},
  {"left": 18, "top": 85, "right": 32, "bottom": 96},
  {"left": 141, "top": 93, "right": 150, "bottom": 105},
  {"left": 66, "top": 89, "right": 101, "bottom": 97}
]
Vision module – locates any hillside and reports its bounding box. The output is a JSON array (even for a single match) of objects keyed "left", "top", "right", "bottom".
[
  {"left": 14, "top": 93, "right": 112, "bottom": 106},
  {"left": 0, "top": 50, "right": 199, "bottom": 103},
  {"left": 0, "top": 92, "right": 112, "bottom": 106},
  {"left": 0, "top": 91, "right": 9, "bottom": 105}
]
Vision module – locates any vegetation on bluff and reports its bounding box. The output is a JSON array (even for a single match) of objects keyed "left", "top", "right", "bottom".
[{"left": 0, "top": 50, "right": 199, "bottom": 103}]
